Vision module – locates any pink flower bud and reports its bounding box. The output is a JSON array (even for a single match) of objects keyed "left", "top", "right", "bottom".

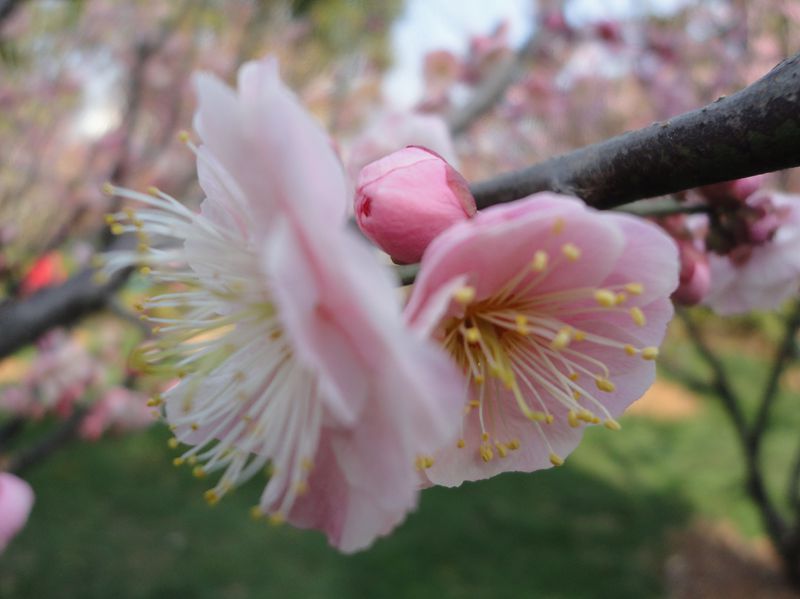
[
  {"left": 0, "top": 473, "right": 34, "bottom": 553},
  {"left": 355, "top": 146, "right": 477, "bottom": 264}
]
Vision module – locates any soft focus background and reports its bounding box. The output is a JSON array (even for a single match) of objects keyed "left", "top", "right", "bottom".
[{"left": 2, "top": 1, "right": 800, "bottom": 597}]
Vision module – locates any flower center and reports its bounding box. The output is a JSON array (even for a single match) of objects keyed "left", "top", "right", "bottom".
[{"left": 440, "top": 243, "right": 658, "bottom": 466}]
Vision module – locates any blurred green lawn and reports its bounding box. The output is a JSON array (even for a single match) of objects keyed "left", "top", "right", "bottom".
[{"left": 2, "top": 328, "right": 798, "bottom": 598}]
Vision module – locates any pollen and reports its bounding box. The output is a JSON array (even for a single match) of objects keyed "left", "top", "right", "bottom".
[
  {"left": 515, "top": 314, "right": 529, "bottom": 335},
  {"left": 595, "top": 377, "right": 616, "bottom": 393},
  {"left": 551, "top": 327, "right": 572, "bottom": 350},
  {"left": 549, "top": 452, "right": 564, "bottom": 467},
  {"left": 594, "top": 289, "right": 616, "bottom": 307},
  {"left": 641, "top": 346, "right": 659, "bottom": 360},
  {"left": 457, "top": 438, "right": 466, "bottom": 449},
  {"left": 495, "top": 442, "right": 509, "bottom": 458},
  {"left": 102, "top": 182, "right": 114, "bottom": 195},
  {"left": 624, "top": 344, "right": 637, "bottom": 356},
  {"left": 204, "top": 490, "right": 219, "bottom": 505},
  {"left": 249, "top": 506, "right": 264, "bottom": 520},
  {"left": 453, "top": 285, "right": 476, "bottom": 305},
  {"left": 480, "top": 444, "right": 494, "bottom": 462},
  {"left": 172, "top": 457, "right": 184, "bottom": 467},
  {"left": 629, "top": 307, "right": 646, "bottom": 327},
  {"left": 604, "top": 419, "right": 622, "bottom": 431},
  {"left": 561, "top": 243, "right": 581, "bottom": 261},
  {"left": 624, "top": 282, "right": 644, "bottom": 295},
  {"left": 531, "top": 250, "right": 549, "bottom": 272},
  {"left": 415, "top": 455, "right": 435, "bottom": 470},
  {"left": 508, "top": 438, "right": 521, "bottom": 450},
  {"left": 615, "top": 292, "right": 627, "bottom": 305},
  {"left": 177, "top": 130, "right": 191, "bottom": 143},
  {"left": 568, "top": 372, "right": 579, "bottom": 381},
  {"left": 465, "top": 327, "right": 481, "bottom": 344},
  {"left": 552, "top": 217, "right": 565, "bottom": 234},
  {"left": 568, "top": 410, "right": 580, "bottom": 428},
  {"left": 268, "top": 512, "right": 285, "bottom": 526},
  {"left": 192, "top": 466, "right": 206, "bottom": 478},
  {"left": 167, "top": 437, "right": 179, "bottom": 449}
]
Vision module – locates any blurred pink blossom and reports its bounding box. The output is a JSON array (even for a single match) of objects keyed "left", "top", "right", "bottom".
[
  {"left": 405, "top": 193, "right": 678, "bottom": 486},
  {"left": 355, "top": 146, "right": 476, "bottom": 264},
  {"left": 106, "top": 57, "right": 463, "bottom": 552},
  {"left": 79, "top": 387, "right": 155, "bottom": 441},
  {"left": 0, "top": 473, "right": 34, "bottom": 553},
  {"left": 346, "top": 110, "right": 459, "bottom": 182},
  {"left": 704, "top": 193, "right": 800, "bottom": 315}
]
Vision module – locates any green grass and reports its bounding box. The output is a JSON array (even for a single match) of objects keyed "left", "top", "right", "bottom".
[{"left": 2, "top": 330, "right": 799, "bottom": 598}]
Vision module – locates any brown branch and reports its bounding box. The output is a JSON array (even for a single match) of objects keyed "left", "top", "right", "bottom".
[
  {"left": 0, "top": 261, "right": 133, "bottom": 360},
  {"left": 446, "top": 34, "right": 535, "bottom": 136},
  {"left": 470, "top": 52, "right": 800, "bottom": 210}
]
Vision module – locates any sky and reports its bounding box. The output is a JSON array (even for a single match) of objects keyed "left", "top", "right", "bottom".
[{"left": 383, "top": 0, "right": 695, "bottom": 108}]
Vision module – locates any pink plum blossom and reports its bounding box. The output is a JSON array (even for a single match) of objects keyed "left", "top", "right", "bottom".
[
  {"left": 79, "top": 387, "right": 155, "bottom": 441},
  {"left": 704, "top": 192, "right": 800, "bottom": 315},
  {"left": 346, "top": 110, "right": 459, "bottom": 182},
  {"left": 405, "top": 193, "right": 678, "bottom": 486},
  {"left": 0, "top": 473, "right": 34, "bottom": 553},
  {"left": 355, "top": 146, "right": 476, "bottom": 264},
  {"left": 103, "top": 57, "right": 463, "bottom": 552}
]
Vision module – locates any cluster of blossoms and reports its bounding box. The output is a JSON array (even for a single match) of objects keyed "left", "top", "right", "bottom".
[
  {"left": 100, "top": 57, "right": 678, "bottom": 552},
  {"left": 662, "top": 175, "right": 800, "bottom": 315}
]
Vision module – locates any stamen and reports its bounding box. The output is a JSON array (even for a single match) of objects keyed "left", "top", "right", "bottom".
[
  {"left": 624, "top": 282, "right": 644, "bottom": 295},
  {"left": 629, "top": 307, "right": 646, "bottom": 327},
  {"left": 594, "top": 289, "right": 616, "bottom": 307},
  {"left": 453, "top": 285, "right": 476, "bottom": 305},
  {"left": 561, "top": 243, "right": 581, "bottom": 261},
  {"left": 531, "top": 250, "right": 549, "bottom": 272},
  {"left": 641, "top": 346, "right": 659, "bottom": 360}
]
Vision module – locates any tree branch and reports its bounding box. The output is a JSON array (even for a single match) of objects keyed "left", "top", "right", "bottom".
[
  {"left": 0, "top": 263, "right": 132, "bottom": 360},
  {"left": 7, "top": 406, "right": 88, "bottom": 475},
  {"left": 471, "top": 52, "right": 800, "bottom": 210}
]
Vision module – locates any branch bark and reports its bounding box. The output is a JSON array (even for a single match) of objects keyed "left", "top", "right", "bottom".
[{"left": 471, "top": 52, "right": 800, "bottom": 210}]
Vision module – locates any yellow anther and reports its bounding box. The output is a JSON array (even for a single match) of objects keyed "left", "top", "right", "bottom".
[
  {"left": 527, "top": 411, "right": 548, "bottom": 422},
  {"left": 552, "top": 217, "right": 565, "bottom": 234},
  {"left": 604, "top": 419, "right": 622, "bottom": 431},
  {"left": 190, "top": 423, "right": 199, "bottom": 431},
  {"left": 549, "top": 452, "right": 564, "bottom": 467},
  {"left": 415, "top": 455, "right": 434, "bottom": 470},
  {"left": 465, "top": 327, "right": 481, "bottom": 344},
  {"left": 551, "top": 327, "right": 572, "bottom": 350},
  {"left": 192, "top": 466, "right": 206, "bottom": 478},
  {"left": 481, "top": 432, "right": 490, "bottom": 442},
  {"left": 457, "top": 438, "right": 466, "bottom": 449},
  {"left": 568, "top": 410, "right": 580, "bottom": 428},
  {"left": 573, "top": 330, "right": 586, "bottom": 342},
  {"left": 624, "top": 344, "right": 638, "bottom": 356},
  {"left": 480, "top": 444, "right": 494, "bottom": 462},
  {"left": 474, "top": 374, "right": 485, "bottom": 384},
  {"left": 139, "top": 266, "right": 152, "bottom": 276},
  {"left": 641, "top": 346, "right": 659, "bottom": 360},
  {"left": 469, "top": 400, "right": 481, "bottom": 408},
  {"left": 561, "top": 243, "right": 581, "bottom": 261},
  {"left": 577, "top": 409, "right": 595, "bottom": 422},
  {"left": 572, "top": 390, "right": 581, "bottom": 400},
  {"left": 187, "top": 456, "right": 197, "bottom": 466},
  {"left": 167, "top": 437, "right": 179, "bottom": 449},
  {"left": 615, "top": 292, "right": 627, "bottom": 305},
  {"left": 295, "top": 481, "right": 309, "bottom": 495},
  {"left": 268, "top": 512, "right": 285, "bottom": 526},
  {"left": 495, "top": 442, "right": 508, "bottom": 458},
  {"left": 545, "top": 414, "right": 554, "bottom": 424},
  {"left": 110, "top": 223, "right": 125, "bottom": 235},
  {"left": 515, "top": 314, "right": 529, "bottom": 335},
  {"left": 250, "top": 506, "right": 264, "bottom": 520},
  {"left": 102, "top": 182, "right": 114, "bottom": 195},
  {"left": 508, "top": 438, "right": 521, "bottom": 450},
  {"left": 568, "top": 372, "right": 579, "bottom": 381},
  {"left": 453, "top": 285, "right": 476, "bottom": 304},
  {"left": 204, "top": 490, "right": 219, "bottom": 505},
  {"left": 137, "top": 243, "right": 148, "bottom": 253},
  {"left": 146, "top": 397, "right": 162, "bottom": 407},
  {"left": 301, "top": 457, "right": 314, "bottom": 472},
  {"left": 177, "top": 130, "right": 191, "bottom": 143},
  {"left": 104, "top": 214, "right": 117, "bottom": 225},
  {"left": 624, "top": 282, "right": 644, "bottom": 295},
  {"left": 531, "top": 250, "right": 549, "bottom": 272},
  {"left": 146, "top": 186, "right": 160, "bottom": 196},
  {"left": 594, "top": 289, "right": 616, "bottom": 307},
  {"left": 172, "top": 457, "right": 184, "bottom": 467},
  {"left": 629, "top": 306, "right": 646, "bottom": 327},
  {"left": 595, "top": 377, "right": 616, "bottom": 393}
]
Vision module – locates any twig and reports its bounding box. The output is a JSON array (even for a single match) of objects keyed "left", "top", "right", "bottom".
[{"left": 470, "top": 52, "right": 800, "bottom": 210}]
